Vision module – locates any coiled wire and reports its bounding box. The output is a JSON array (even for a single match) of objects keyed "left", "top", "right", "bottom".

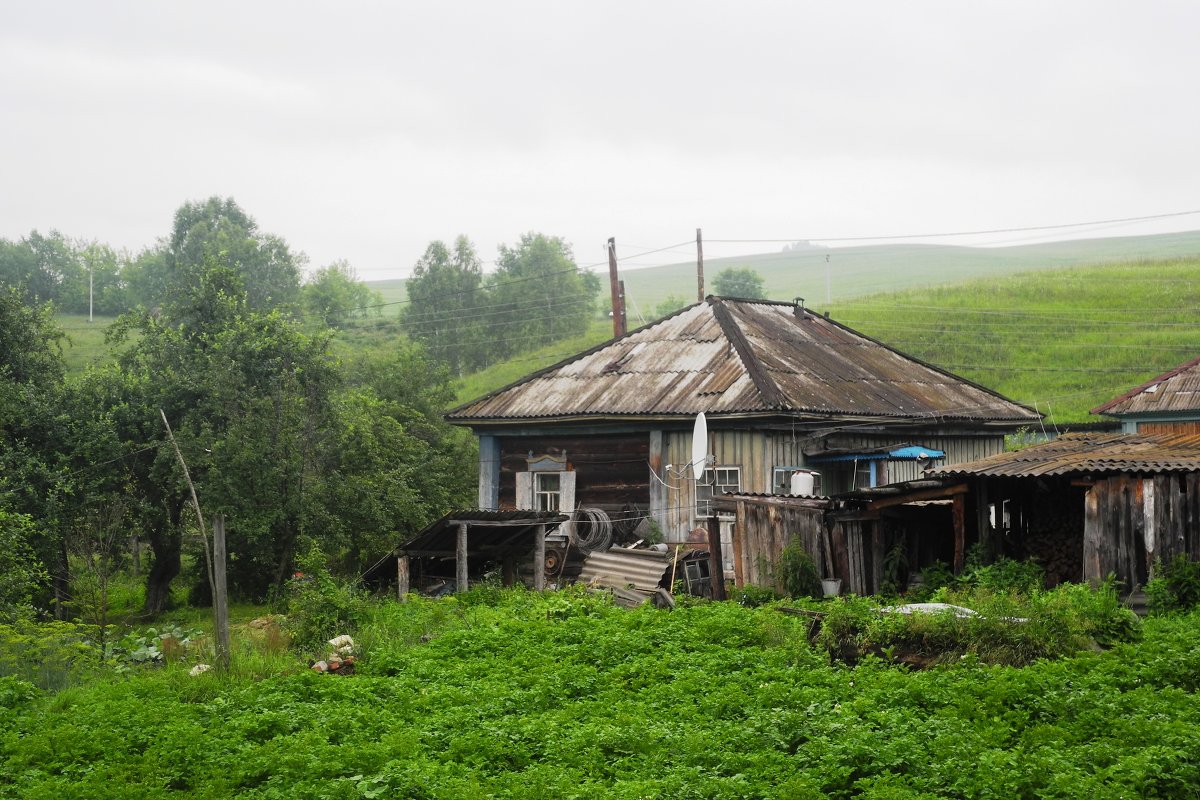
[{"left": 570, "top": 507, "right": 613, "bottom": 553}]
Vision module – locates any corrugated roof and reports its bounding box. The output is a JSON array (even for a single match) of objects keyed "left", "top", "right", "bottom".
[
  {"left": 448, "top": 297, "right": 1040, "bottom": 424},
  {"left": 398, "top": 509, "right": 569, "bottom": 556},
  {"left": 576, "top": 546, "right": 672, "bottom": 592},
  {"left": 1091, "top": 355, "right": 1200, "bottom": 416},
  {"left": 933, "top": 432, "right": 1200, "bottom": 477}
]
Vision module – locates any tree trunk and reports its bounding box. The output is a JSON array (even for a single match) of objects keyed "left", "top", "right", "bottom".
[{"left": 143, "top": 506, "right": 183, "bottom": 615}]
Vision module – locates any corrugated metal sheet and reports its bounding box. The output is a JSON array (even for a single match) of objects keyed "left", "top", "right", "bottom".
[
  {"left": 1092, "top": 355, "right": 1200, "bottom": 416},
  {"left": 576, "top": 546, "right": 672, "bottom": 592},
  {"left": 447, "top": 298, "right": 1040, "bottom": 424},
  {"left": 935, "top": 432, "right": 1200, "bottom": 477}
]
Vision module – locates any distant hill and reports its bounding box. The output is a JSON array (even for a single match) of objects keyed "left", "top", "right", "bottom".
[
  {"left": 448, "top": 255, "right": 1200, "bottom": 425},
  {"left": 616, "top": 230, "right": 1200, "bottom": 322},
  {"left": 365, "top": 230, "right": 1200, "bottom": 322}
]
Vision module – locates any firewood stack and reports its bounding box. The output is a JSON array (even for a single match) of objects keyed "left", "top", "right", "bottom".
[{"left": 1018, "top": 507, "right": 1083, "bottom": 586}]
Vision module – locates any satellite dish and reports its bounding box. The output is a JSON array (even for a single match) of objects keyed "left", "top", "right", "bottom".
[{"left": 689, "top": 412, "right": 708, "bottom": 480}]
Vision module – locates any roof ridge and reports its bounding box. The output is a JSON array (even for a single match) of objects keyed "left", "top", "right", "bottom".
[{"left": 709, "top": 298, "right": 787, "bottom": 409}]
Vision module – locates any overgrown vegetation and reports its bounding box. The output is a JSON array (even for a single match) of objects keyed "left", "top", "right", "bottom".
[
  {"left": 1146, "top": 554, "right": 1200, "bottom": 614},
  {"left": 1, "top": 586, "right": 1195, "bottom": 798}
]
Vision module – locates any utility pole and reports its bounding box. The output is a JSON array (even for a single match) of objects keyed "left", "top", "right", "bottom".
[
  {"left": 696, "top": 228, "right": 705, "bottom": 301},
  {"left": 212, "top": 515, "right": 230, "bottom": 670},
  {"left": 607, "top": 238, "right": 626, "bottom": 338},
  {"left": 825, "top": 253, "right": 831, "bottom": 305}
]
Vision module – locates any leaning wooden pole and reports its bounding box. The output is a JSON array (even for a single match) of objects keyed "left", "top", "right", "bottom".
[{"left": 160, "top": 410, "right": 214, "bottom": 594}]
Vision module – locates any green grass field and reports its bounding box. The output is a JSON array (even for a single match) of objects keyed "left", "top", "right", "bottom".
[{"left": 4, "top": 588, "right": 1200, "bottom": 798}]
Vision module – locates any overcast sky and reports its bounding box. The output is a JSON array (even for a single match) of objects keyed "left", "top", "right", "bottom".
[{"left": 4, "top": 2, "right": 1199, "bottom": 280}]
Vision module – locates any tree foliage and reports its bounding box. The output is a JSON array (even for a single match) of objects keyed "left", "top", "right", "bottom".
[
  {"left": 713, "top": 266, "right": 766, "bottom": 299},
  {"left": 400, "top": 237, "right": 485, "bottom": 374},
  {"left": 402, "top": 233, "right": 601, "bottom": 372},
  {"left": 302, "top": 260, "right": 381, "bottom": 328}
]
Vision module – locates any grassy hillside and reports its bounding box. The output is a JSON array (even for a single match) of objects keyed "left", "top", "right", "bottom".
[
  {"left": 618, "top": 230, "right": 1200, "bottom": 322},
  {"left": 57, "top": 314, "right": 120, "bottom": 373},
  {"left": 825, "top": 257, "right": 1200, "bottom": 424}
]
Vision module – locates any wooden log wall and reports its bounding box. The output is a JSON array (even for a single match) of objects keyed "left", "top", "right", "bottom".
[{"left": 497, "top": 434, "right": 650, "bottom": 512}]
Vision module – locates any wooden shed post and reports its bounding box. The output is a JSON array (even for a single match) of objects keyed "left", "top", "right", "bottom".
[
  {"left": 456, "top": 522, "right": 469, "bottom": 593},
  {"left": 952, "top": 494, "right": 966, "bottom": 573},
  {"left": 533, "top": 524, "right": 546, "bottom": 591},
  {"left": 396, "top": 555, "right": 410, "bottom": 601},
  {"left": 707, "top": 515, "right": 727, "bottom": 600}
]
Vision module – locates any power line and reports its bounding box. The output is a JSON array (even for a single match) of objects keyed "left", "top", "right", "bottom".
[{"left": 704, "top": 208, "right": 1200, "bottom": 245}]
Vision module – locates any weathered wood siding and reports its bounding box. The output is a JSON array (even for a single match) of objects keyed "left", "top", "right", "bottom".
[
  {"left": 1083, "top": 473, "right": 1200, "bottom": 588},
  {"left": 663, "top": 428, "right": 772, "bottom": 542},
  {"left": 497, "top": 434, "right": 649, "bottom": 512},
  {"left": 1139, "top": 421, "right": 1200, "bottom": 436},
  {"left": 730, "top": 498, "right": 830, "bottom": 589}
]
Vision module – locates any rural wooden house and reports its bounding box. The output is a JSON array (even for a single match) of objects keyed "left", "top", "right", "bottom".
[
  {"left": 1092, "top": 355, "right": 1200, "bottom": 435},
  {"left": 447, "top": 297, "right": 1041, "bottom": 569}
]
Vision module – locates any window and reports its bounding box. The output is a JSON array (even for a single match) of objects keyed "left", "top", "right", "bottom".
[
  {"left": 534, "top": 471, "right": 561, "bottom": 511},
  {"left": 516, "top": 469, "right": 575, "bottom": 512},
  {"left": 696, "top": 466, "right": 741, "bottom": 516}
]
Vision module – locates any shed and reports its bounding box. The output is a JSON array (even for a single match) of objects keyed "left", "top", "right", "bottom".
[{"left": 385, "top": 509, "right": 569, "bottom": 594}]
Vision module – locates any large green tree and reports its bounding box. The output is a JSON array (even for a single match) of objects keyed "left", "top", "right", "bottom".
[
  {"left": 713, "top": 267, "right": 766, "bottom": 299},
  {"left": 486, "top": 233, "right": 600, "bottom": 360},
  {"left": 126, "top": 197, "right": 302, "bottom": 318},
  {"left": 302, "top": 260, "right": 381, "bottom": 328},
  {"left": 401, "top": 236, "right": 487, "bottom": 374}
]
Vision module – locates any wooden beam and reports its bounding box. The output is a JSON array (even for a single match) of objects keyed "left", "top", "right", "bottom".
[
  {"left": 212, "top": 514, "right": 230, "bottom": 671},
  {"left": 456, "top": 522, "right": 468, "bottom": 593},
  {"left": 952, "top": 494, "right": 966, "bottom": 573},
  {"left": 707, "top": 515, "right": 727, "bottom": 600},
  {"left": 867, "top": 483, "right": 968, "bottom": 512},
  {"left": 533, "top": 524, "right": 546, "bottom": 591},
  {"left": 397, "top": 556, "right": 410, "bottom": 601}
]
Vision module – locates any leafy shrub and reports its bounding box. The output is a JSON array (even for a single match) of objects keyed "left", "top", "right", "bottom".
[
  {"left": 776, "top": 540, "right": 823, "bottom": 599},
  {"left": 107, "top": 624, "right": 203, "bottom": 672},
  {"left": 0, "top": 509, "right": 48, "bottom": 622},
  {"left": 736, "top": 585, "right": 781, "bottom": 607},
  {"left": 279, "top": 544, "right": 369, "bottom": 654},
  {"left": 0, "top": 620, "right": 101, "bottom": 690},
  {"left": 965, "top": 557, "right": 1045, "bottom": 595},
  {"left": 1146, "top": 554, "right": 1200, "bottom": 613},
  {"left": 817, "top": 581, "right": 1140, "bottom": 667}
]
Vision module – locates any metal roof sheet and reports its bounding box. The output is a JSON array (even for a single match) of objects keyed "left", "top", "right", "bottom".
[
  {"left": 576, "top": 546, "right": 673, "bottom": 592},
  {"left": 933, "top": 432, "right": 1200, "bottom": 477},
  {"left": 397, "top": 509, "right": 569, "bottom": 556},
  {"left": 1091, "top": 355, "right": 1200, "bottom": 417},
  {"left": 448, "top": 298, "right": 1040, "bottom": 424}
]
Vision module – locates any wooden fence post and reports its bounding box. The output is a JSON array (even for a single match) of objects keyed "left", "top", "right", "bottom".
[
  {"left": 456, "top": 523, "right": 469, "bottom": 593},
  {"left": 212, "top": 514, "right": 230, "bottom": 671}
]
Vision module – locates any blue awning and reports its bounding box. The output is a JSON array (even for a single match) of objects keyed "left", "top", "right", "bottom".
[{"left": 810, "top": 446, "right": 945, "bottom": 463}]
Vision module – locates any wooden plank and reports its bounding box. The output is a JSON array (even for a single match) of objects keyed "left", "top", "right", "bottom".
[
  {"left": 868, "top": 483, "right": 968, "bottom": 511},
  {"left": 1082, "top": 486, "right": 1101, "bottom": 583},
  {"left": 212, "top": 515, "right": 230, "bottom": 671},
  {"left": 533, "top": 524, "right": 546, "bottom": 591},
  {"left": 952, "top": 494, "right": 966, "bottom": 573},
  {"left": 707, "top": 515, "right": 727, "bottom": 600},
  {"left": 397, "top": 556, "right": 410, "bottom": 600},
  {"left": 456, "top": 523, "right": 468, "bottom": 593}
]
